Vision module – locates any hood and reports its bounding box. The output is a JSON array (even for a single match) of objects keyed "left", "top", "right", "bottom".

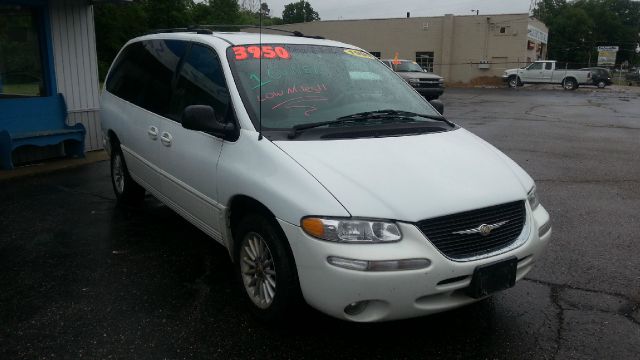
[
  {"left": 396, "top": 71, "right": 443, "bottom": 80},
  {"left": 274, "top": 129, "right": 533, "bottom": 222}
]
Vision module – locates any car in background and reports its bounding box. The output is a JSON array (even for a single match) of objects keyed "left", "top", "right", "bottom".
[
  {"left": 381, "top": 59, "right": 445, "bottom": 100},
  {"left": 503, "top": 60, "right": 591, "bottom": 90},
  {"left": 626, "top": 68, "right": 640, "bottom": 86},
  {"left": 580, "top": 67, "right": 612, "bottom": 88}
]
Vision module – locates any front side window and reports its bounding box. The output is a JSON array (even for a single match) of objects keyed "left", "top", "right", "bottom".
[
  {"left": 545, "top": 63, "right": 553, "bottom": 70},
  {"left": 228, "top": 45, "right": 446, "bottom": 138},
  {"left": 106, "top": 40, "right": 187, "bottom": 117},
  {"left": 527, "top": 62, "right": 543, "bottom": 70},
  {"left": 0, "top": 5, "right": 45, "bottom": 97},
  {"left": 393, "top": 60, "right": 425, "bottom": 72},
  {"left": 170, "top": 44, "right": 231, "bottom": 122}
]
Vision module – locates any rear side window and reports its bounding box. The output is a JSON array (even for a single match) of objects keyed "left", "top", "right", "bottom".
[
  {"left": 106, "top": 40, "right": 187, "bottom": 117},
  {"left": 170, "top": 44, "right": 231, "bottom": 123},
  {"left": 545, "top": 63, "right": 553, "bottom": 70}
]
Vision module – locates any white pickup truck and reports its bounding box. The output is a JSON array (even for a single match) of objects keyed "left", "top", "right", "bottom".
[{"left": 503, "top": 60, "right": 592, "bottom": 90}]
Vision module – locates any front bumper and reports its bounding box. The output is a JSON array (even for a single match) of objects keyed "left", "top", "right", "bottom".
[
  {"left": 280, "top": 203, "right": 551, "bottom": 322},
  {"left": 413, "top": 86, "right": 444, "bottom": 99}
]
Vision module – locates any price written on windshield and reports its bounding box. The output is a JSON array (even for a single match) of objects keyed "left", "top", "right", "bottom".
[{"left": 232, "top": 46, "right": 291, "bottom": 60}]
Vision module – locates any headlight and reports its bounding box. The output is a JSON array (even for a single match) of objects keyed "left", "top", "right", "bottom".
[
  {"left": 527, "top": 186, "right": 540, "bottom": 210},
  {"left": 407, "top": 78, "right": 420, "bottom": 84},
  {"left": 301, "top": 217, "right": 402, "bottom": 243},
  {"left": 438, "top": 78, "right": 444, "bottom": 82}
]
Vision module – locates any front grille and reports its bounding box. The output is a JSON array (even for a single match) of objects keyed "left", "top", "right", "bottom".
[
  {"left": 416, "top": 201, "right": 526, "bottom": 260},
  {"left": 416, "top": 80, "right": 441, "bottom": 88}
]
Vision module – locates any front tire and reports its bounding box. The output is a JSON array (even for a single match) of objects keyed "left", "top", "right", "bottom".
[
  {"left": 110, "top": 144, "right": 145, "bottom": 204},
  {"left": 507, "top": 76, "right": 521, "bottom": 88},
  {"left": 234, "top": 213, "right": 301, "bottom": 322},
  {"left": 597, "top": 81, "right": 606, "bottom": 89}
]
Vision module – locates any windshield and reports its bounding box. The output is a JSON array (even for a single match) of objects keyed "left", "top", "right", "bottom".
[
  {"left": 227, "top": 44, "right": 440, "bottom": 131},
  {"left": 393, "top": 61, "right": 425, "bottom": 72}
]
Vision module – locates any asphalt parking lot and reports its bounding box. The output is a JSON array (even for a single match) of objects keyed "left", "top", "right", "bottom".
[{"left": 1, "top": 86, "right": 639, "bottom": 359}]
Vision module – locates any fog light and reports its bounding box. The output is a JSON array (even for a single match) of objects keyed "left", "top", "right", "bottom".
[
  {"left": 538, "top": 220, "right": 551, "bottom": 237},
  {"left": 344, "top": 300, "right": 370, "bottom": 316},
  {"left": 327, "top": 257, "right": 430, "bottom": 271}
]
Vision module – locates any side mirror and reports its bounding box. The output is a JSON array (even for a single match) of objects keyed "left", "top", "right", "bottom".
[
  {"left": 429, "top": 100, "right": 444, "bottom": 115},
  {"left": 182, "top": 105, "right": 235, "bottom": 139}
]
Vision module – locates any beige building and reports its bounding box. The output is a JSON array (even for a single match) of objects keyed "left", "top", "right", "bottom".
[{"left": 269, "top": 13, "right": 548, "bottom": 84}]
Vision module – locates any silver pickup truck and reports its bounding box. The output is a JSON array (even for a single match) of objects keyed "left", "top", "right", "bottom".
[{"left": 503, "top": 60, "right": 592, "bottom": 90}]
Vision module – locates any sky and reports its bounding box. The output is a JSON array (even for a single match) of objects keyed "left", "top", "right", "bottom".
[{"left": 265, "top": 0, "right": 533, "bottom": 20}]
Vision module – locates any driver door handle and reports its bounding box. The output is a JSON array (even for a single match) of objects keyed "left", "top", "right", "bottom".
[
  {"left": 160, "top": 132, "right": 173, "bottom": 147},
  {"left": 148, "top": 126, "right": 159, "bottom": 140}
]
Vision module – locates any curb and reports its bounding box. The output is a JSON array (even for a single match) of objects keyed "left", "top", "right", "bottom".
[{"left": 0, "top": 150, "right": 109, "bottom": 182}]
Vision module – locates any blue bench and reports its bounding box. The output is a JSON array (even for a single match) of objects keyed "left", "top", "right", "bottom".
[{"left": 0, "top": 94, "right": 86, "bottom": 170}]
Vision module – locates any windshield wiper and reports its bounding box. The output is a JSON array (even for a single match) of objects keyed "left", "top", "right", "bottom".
[
  {"left": 287, "top": 109, "right": 454, "bottom": 139},
  {"left": 288, "top": 118, "right": 371, "bottom": 139},
  {"left": 337, "top": 109, "right": 454, "bottom": 126}
]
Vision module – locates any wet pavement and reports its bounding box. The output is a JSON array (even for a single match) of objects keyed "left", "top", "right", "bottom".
[{"left": 1, "top": 87, "right": 639, "bottom": 359}]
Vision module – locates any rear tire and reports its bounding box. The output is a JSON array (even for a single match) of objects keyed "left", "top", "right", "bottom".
[
  {"left": 563, "top": 78, "right": 578, "bottom": 90},
  {"left": 234, "top": 213, "right": 301, "bottom": 323},
  {"left": 110, "top": 143, "right": 145, "bottom": 205}
]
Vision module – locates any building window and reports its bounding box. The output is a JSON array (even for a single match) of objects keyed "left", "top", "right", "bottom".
[
  {"left": 500, "top": 27, "right": 506, "bottom": 34},
  {"left": 0, "top": 5, "right": 46, "bottom": 97},
  {"left": 369, "top": 51, "right": 381, "bottom": 59},
  {"left": 415, "top": 52, "right": 434, "bottom": 72}
]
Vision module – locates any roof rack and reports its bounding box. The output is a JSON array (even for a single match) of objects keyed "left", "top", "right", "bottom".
[{"left": 146, "top": 25, "right": 324, "bottom": 39}]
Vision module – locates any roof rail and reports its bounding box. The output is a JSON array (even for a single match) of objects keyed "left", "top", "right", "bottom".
[
  {"left": 146, "top": 25, "right": 325, "bottom": 39},
  {"left": 145, "top": 27, "right": 213, "bottom": 35},
  {"left": 198, "top": 24, "right": 325, "bottom": 39},
  {"left": 147, "top": 24, "right": 324, "bottom": 39}
]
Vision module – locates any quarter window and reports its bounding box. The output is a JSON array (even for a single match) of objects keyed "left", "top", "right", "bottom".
[{"left": 170, "top": 44, "right": 231, "bottom": 123}]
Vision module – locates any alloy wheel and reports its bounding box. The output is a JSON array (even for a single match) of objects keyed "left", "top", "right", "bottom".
[
  {"left": 240, "top": 232, "right": 277, "bottom": 309},
  {"left": 112, "top": 153, "right": 125, "bottom": 194}
]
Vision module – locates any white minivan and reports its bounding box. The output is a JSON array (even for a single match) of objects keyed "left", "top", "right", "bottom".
[{"left": 100, "top": 29, "right": 551, "bottom": 322}]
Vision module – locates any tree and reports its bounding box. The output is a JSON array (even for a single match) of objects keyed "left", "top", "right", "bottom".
[
  {"left": 282, "top": 1, "right": 320, "bottom": 24},
  {"left": 241, "top": 0, "right": 260, "bottom": 13},
  {"left": 260, "top": 2, "right": 270, "bottom": 17},
  {"left": 191, "top": 0, "right": 241, "bottom": 25},
  {"left": 532, "top": 0, "right": 640, "bottom": 67}
]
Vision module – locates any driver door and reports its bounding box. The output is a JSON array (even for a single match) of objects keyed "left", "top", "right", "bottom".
[
  {"left": 154, "top": 43, "right": 233, "bottom": 243},
  {"left": 521, "top": 62, "right": 543, "bottom": 82}
]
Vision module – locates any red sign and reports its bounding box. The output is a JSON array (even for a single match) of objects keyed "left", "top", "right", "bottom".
[{"left": 232, "top": 46, "right": 290, "bottom": 60}]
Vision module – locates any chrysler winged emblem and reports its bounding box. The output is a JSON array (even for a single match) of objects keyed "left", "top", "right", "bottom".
[{"left": 452, "top": 221, "right": 509, "bottom": 236}]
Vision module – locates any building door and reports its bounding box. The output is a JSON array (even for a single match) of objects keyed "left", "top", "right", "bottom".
[{"left": 415, "top": 52, "right": 434, "bottom": 72}]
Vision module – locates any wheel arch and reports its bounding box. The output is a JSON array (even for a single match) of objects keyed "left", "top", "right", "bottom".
[
  {"left": 563, "top": 76, "right": 578, "bottom": 90},
  {"left": 226, "top": 194, "right": 289, "bottom": 260},
  {"left": 106, "top": 129, "right": 120, "bottom": 155}
]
